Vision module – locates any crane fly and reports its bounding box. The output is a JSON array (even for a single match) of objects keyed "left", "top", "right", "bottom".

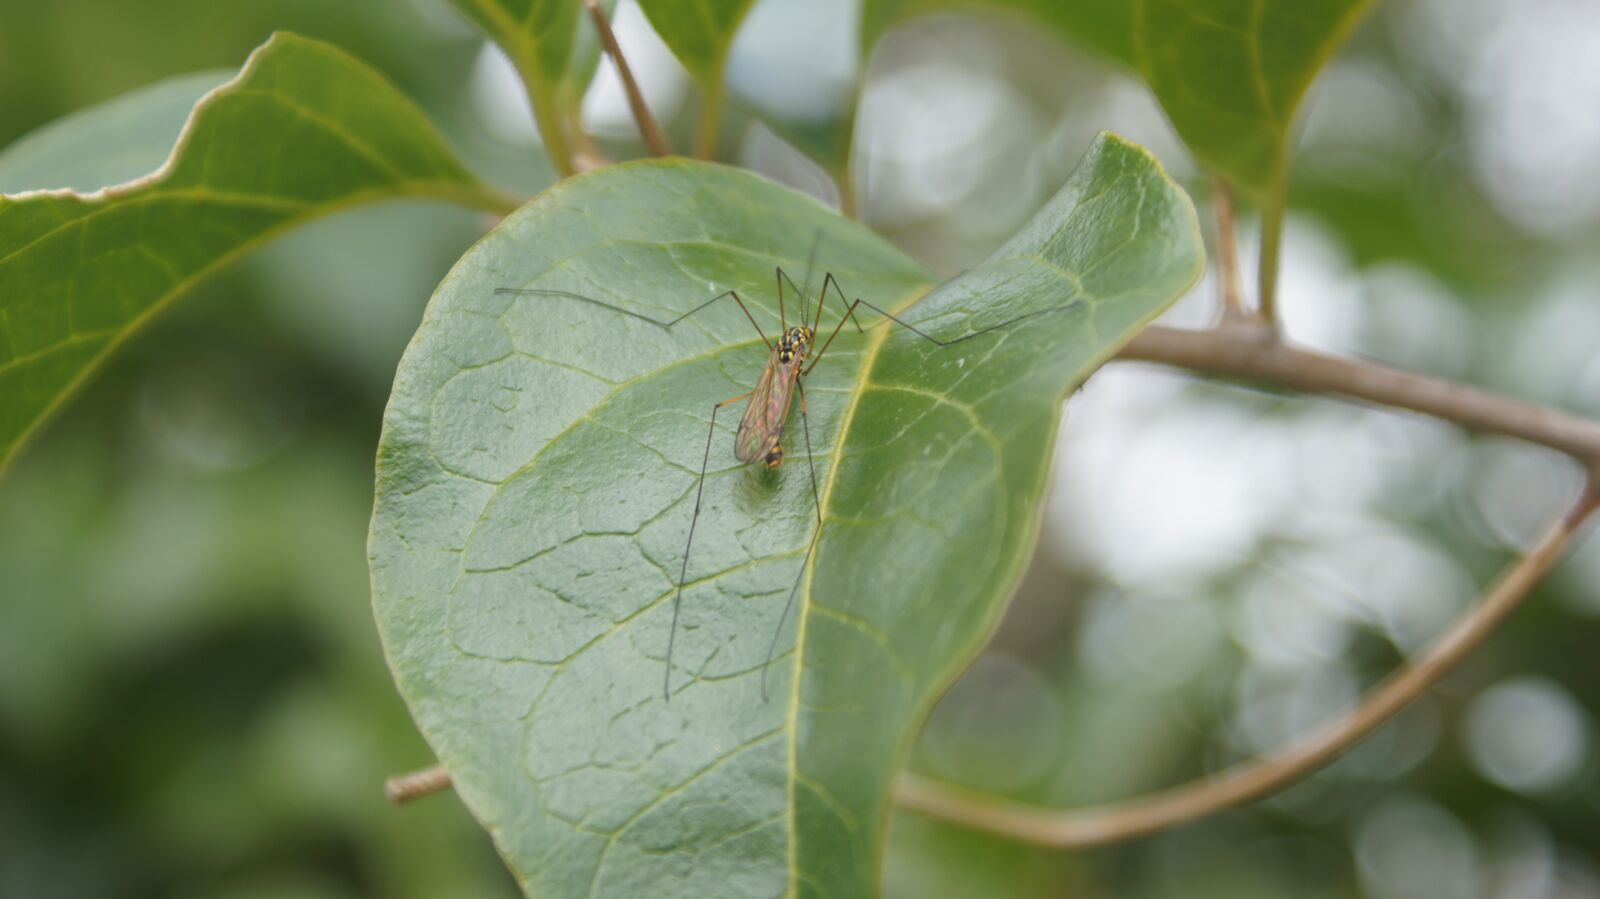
[{"left": 496, "top": 253, "right": 1076, "bottom": 702}]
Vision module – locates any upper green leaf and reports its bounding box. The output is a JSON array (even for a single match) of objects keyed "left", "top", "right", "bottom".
[
  {"left": 449, "top": 0, "right": 583, "bottom": 86},
  {"left": 0, "top": 71, "right": 230, "bottom": 195},
  {"left": 446, "top": 0, "right": 615, "bottom": 175},
  {"left": 369, "top": 134, "right": 1201, "bottom": 897},
  {"left": 1134, "top": 0, "right": 1376, "bottom": 196},
  {"left": 636, "top": 0, "right": 758, "bottom": 85},
  {"left": 637, "top": 0, "right": 758, "bottom": 157},
  {"left": 0, "top": 32, "right": 513, "bottom": 477}
]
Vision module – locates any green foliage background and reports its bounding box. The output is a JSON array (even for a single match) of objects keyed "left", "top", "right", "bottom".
[{"left": 2, "top": 0, "right": 1599, "bottom": 897}]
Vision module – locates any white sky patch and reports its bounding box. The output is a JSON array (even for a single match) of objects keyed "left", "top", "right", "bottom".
[{"left": 1464, "top": 677, "right": 1591, "bottom": 794}]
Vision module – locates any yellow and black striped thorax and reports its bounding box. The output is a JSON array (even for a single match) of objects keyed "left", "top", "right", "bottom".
[{"left": 777, "top": 326, "right": 813, "bottom": 364}]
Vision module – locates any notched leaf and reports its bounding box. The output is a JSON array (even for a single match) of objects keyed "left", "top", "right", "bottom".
[
  {"left": 369, "top": 135, "right": 1202, "bottom": 898},
  {"left": 0, "top": 32, "right": 513, "bottom": 475},
  {"left": 0, "top": 70, "right": 230, "bottom": 195}
]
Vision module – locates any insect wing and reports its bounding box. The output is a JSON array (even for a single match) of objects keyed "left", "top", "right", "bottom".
[{"left": 734, "top": 349, "right": 800, "bottom": 463}]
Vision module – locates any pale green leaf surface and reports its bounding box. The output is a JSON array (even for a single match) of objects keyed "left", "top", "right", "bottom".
[
  {"left": 372, "top": 134, "right": 1199, "bottom": 897},
  {"left": 0, "top": 32, "right": 513, "bottom": 475},
  {"left": 1134, "top": 0, "right": 1376, "bottom": 195},
  {"left": 0, "top": 71, "right": 230, "bottom": 194},
  {"left": 636, "top": 0, "right": 758, "bottom": 84}
]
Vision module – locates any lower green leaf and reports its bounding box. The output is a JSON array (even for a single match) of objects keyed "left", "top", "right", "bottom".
[{"left": 369, "top": 134, "right": 1201, "bottom": 897}]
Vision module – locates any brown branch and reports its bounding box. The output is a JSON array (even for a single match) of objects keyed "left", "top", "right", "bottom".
[
  {"left": 385, "top": 764, "right": 452, "bottom": 805},
  {"left": 896, "top": 481, "right": 1600, "bottom": 847},
  {"left": 1210, "top": 176, "right": 1248, "bottom": 320},
  {"left": 584, "top": 0, "right": 672, "bottom": 158},
  {"left": 1117, "top": 323, "right": 1600, "bottom": 465}
]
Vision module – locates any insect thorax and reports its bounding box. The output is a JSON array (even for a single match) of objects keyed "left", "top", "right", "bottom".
[{"left": 777, "top": 326, "right": 813, "bottom": 364}]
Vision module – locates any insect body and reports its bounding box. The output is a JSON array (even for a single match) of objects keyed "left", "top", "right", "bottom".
[
  {"left": 497, "top": 264, "right": 1075, "bottom": 702},
  {"left": 736, "top": 325, "right": 813, "bottom": 469}
]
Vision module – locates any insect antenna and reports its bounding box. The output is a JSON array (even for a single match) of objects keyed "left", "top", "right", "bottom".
[
  {"left": 800, "top": 230, "right": 823, "bottom": 329},
  {"left": 776, "top": 268, "right": 863, "bottom": 340}
]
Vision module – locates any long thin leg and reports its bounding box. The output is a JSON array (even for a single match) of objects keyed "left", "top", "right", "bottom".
[
  {"left": 806, "top": 292, "right": 1083, "bottom": 376},
  {"left": 815, "top": 271, "right": 864, "bottom": 338},
  {"left": 776, "top": 268, "right": 863, "bottom": 336},
  {"left": 761, "top": 380, "right": 822, "bottom": 701},
  {"left": 496, "top": 286, "right": 774, "bottom": 350},
  {"left": 666, "top": 388, "right": 754, "bottom": 701}
]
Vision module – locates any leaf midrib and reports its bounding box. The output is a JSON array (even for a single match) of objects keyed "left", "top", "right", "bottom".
[{"left": 782, "top": 276, "right": 931, "bottom": 897}]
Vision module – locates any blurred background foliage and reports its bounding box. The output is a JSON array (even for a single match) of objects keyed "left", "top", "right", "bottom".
[{"left": 2, "top": 0, "right": 1598, "bottom": 897}]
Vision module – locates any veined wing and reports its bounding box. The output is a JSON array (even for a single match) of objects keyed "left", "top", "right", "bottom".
[{"left": 734, "top": 347, "right": 801, "bottom": 464}]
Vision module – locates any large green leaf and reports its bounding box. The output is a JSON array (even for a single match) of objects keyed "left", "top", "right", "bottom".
[
  {"left": 1133, "top": 0, "right": 1376, "bottom": 197},
  {"left": 861, "top": 0, "right": 1135, "bottom": 66},
  {"left": 446, "top": 0, "right": 615, "bottom": 176},
  {"left": 369, "top": 133, "right": 1201, "bottom": 897},
  {"left": 0, "top": 32, "right": 514, "bottom": 477}
]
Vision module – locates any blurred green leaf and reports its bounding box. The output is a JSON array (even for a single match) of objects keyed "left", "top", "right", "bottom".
[
  {"left": 445, "top": 0, "right": 614, "bottom": 175},
  {"left": 860, "top": 0, "right": 1135, "bottom": 66},
  {"left": 0, "top": 32, "right": 515, "bottom": 477},
  {"left": 369, "top": 133, "right": 1201, "bottom": 897},
  {"left": 0, "top": 71, "right": 230, "bottom": 194},
  {"left": 637, "top": 0, "right": 757, "bottom": 156},
  {"left": 447, "top": 0, "right": 580, "bottom": 85},
  {"left": 636, "top": 0, "right": 757, "bottom": 82},
  {"left": 1133, "top": 0, "right": 1375, "bottom": 197}
]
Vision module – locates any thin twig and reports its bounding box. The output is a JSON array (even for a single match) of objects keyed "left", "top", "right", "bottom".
[
  {"left": 1117, "top": 323, "right": 1600, "bottom": 465},
  {"left": 584, "top": 0, "right": 672, "bottom": 158},
  {"left": 385, "top": 764, "right": 452, "bottom": 805},
  {"left": 1211, "top": 176, "right": 1248, "bottom": 320},
  {"left": 896, "top": 481, "right": 1600, "bottom": 847}
]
